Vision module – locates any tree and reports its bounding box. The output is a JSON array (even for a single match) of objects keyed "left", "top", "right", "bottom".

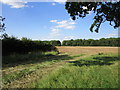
[
  {"left": 65, "top": 1, "right": 120, "bottom": 33},
  {"left": 0, "top": 16, "right": 5, "bottom": 32},
  {"left": 50, "top": 40, "right": 61, "bottom": 46},
  {"left": 62, "top": 38, "right": 119, "bottom": 46},
  {"left": 0, "top": 16, "right": 6, "bottom": 39},
  {"left": 21, "top": 37, "right": 32, "bottom": 41}
]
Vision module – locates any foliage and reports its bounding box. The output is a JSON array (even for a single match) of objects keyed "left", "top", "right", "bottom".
[
  {"left": 2, "top": 35, "right": 58, "bottom": 56},
  {"left": 0, "top": 16, "right": 5, "bottom": 32},
  {"left": 62, "top": 38, "right": 120, "bottom": 46},
  {"left": 30, "top": 54, "right": 119, "bottom": 88},
  {"left": 42, "top": 40, "right": 61, "bottom": 46},
  {"left": 65, "top": 1, "right": 120, "bottom": 32}
]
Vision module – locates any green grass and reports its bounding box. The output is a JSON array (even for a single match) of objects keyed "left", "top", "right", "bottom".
[
  {"left": 44, "top": 51, "right": 59, "bottom": 56},
  {"left": 2, "top": 69, "right": 33, "bottom": 84},
  {"left": 71, "top": 54, "right": 85, "bottom": 58},
  {"left": 30, "top": 54, "right": 119, "bottom": 88},
  {"left": 2, "top": 61, "right": 52, "bottom": 85},
  {"left": 2, "top": 51, "right": 62, "bottom": 69},
  {"left": 2, "top": 51, "right": 78, "bottom": 86},
  {"left": 2, "top": 52, "right": 119, "bottom": 88},
  {"left": 69, "top": 53, "right": 119, "bottom": 66}
]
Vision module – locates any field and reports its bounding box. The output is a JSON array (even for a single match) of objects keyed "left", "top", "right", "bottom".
[{"left": 1, "top": 46, "right": 119, "bottom": 88}]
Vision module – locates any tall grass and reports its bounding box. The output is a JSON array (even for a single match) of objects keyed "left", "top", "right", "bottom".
[{"left": 30, "top": 54, "right": 119, "bottom": 88}]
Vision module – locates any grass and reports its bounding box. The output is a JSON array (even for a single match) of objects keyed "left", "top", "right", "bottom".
[
  {"left": 30, "top": 54, "right": 119, "bottom": 88},
  {"left": 71, "top": 54, "right": 85, "bottom": 58},
  {"left": 69, "top": 53, "right": 119, "bottom": 66},
  {"left": 2, "top": 51, "right": 58, "bottom": 66},
  {"left": 3, "top": 69, "right": 33, "bottom": 84},
  {"left": 2, "top": 47, "right": 119, "bottom": 88},
  {"left": 3, "top": 51, "right": 67, "bottom": 69},
  {"left": 2, "top": 51, "right": 77, "bottom": 86}
]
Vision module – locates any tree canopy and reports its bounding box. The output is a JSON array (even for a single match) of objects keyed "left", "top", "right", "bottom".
[
  {"left": 62, "top": 38, "right": 119, "bottom": 46},
  {"left": 65, "top": 1, "right": 120, "bottom": 33},
  {"left": 2, "top": 36, "right": 58, "bottom": 56},
  {"left": 0, "top": 16, "right": 5, "bottom": 32}
]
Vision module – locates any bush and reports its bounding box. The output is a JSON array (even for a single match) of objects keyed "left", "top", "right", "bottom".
[{"left": 2, "top": 36, "right": 58, "bottom": 56}]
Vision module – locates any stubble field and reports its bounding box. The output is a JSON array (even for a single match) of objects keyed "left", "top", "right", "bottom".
[{"left": 57, "top": 46, "right": 118, "bottom": 55}]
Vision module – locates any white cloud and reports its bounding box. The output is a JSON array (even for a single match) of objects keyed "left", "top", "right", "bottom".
[
  {"left": 0, "top": 0, "right": 28, "bottom": 8},
  {"left": 50, "top": 28, "right": 61, "bottom": 37},
  {"left": 49, "top": 19, "right": 76, "bottom": 39},
  {"left": 56, "top": 24, "right": 75, "bottom": 29},
  {"left": 107, "top": 34, "right": 118, "bottom": 37},
  {"left": 42, "top": 28, "right": 61, "bottom": 40},
  {"left": 106, "top": 30, "right": 119, "bottom": 38},
  {"left": 55, "top": 24, "right": 66, "bottom": 28},
  {"left": 52, "top": 2, "right": 56, "bottom": 6},
  {"left": 57, "top": 20, "right": 67, "bottom": 24},
  {"left": 69, "top": 22, "right": 75, "bottom": 25},
  {"left": 50, "top": 19, "right": 76, "bottom": 30},
  {"left": 53, "top": 0, "right": 66, "bottom": 4},
  {"left": 64, "top": 36, "right": 76, "bottom": 40},
  {"left": 50, "top": 20, "right": 57, "bottom": 23},
  {"left": 65, "top": 25, "right": 75, "bottom": 29}
]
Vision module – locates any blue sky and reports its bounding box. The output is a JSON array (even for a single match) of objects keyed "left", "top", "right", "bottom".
[{"left": 1, "top": 1, "right": 119, "bottom": 41}]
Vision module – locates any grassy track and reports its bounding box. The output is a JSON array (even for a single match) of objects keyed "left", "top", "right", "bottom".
[{"left": 2, "top": 47, "right": 119, "bottom": 88}]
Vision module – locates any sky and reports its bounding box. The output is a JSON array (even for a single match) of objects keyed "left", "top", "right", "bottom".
[{"left": 0, "top": 0, "right": 119, "bottom": 41}]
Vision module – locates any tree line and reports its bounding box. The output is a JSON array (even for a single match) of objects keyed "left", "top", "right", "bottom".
[
  {"left": 2, "top": 35, "right": 59, "bottom": 56},
  {"left": 2, "top": 34, "right": 119, "bottom": 56},
  {"left": 62, "top": 38, "right": 120, "bottom": 46},
  {"left": 40, "top": 38, "right": 119, "bottom": 47}
]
